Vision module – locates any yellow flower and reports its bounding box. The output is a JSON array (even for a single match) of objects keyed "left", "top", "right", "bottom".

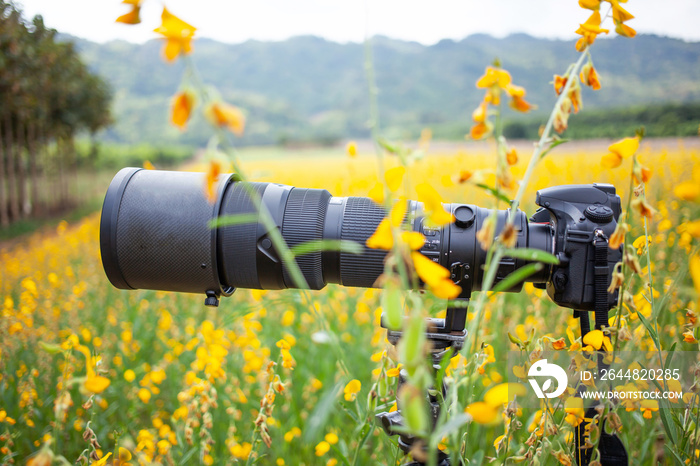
[
  {"left": 415, "top": 183, "right": 454, "bottom": 226},
  {"left": 116, "top": 0, "right": 141, "bottom": 25},
  {"left": 118, "top": 447, "right": 133, "bottom": 462},
  {"left": 682, "top": 330, "right": 696, "bottom": 343},
  {"left": 611, "top": 0, "right": 635, "bottom": 23},
  {"left": 411, "top": 252, "right": 461, "bottom": 299},
  {"left": 465, "top": 401, "right": 500, "bottom": 425},
  {"left": 344, "top": 379, "right": 361, "bottom": 401},
  {"left": 608, "top": 222, "right": 628, "bottom": 250},
  {"left": 204, "top": 102, "right": 246, "bottom": 136},
  {"left": 324, "top": 432, "right": 339, "bottom": 445},
  {"left": 608, "top": 136, "right": 640, "bottom": 159},
  {"left": 346, "top": 141, "right": 357, "bottom": 157},
  {"left": 204, "top": 159, "right": 223, "bottom": 203},
  {"left": 615, "top": 21, "right": 637, "bottom": 38},
  {"left": 674, "top": 181, "right": 700, "bottom": 201},
  {"left": 580, "top": 64, "right": 601, "bottom": 90},
  {"left": 315, "top": 441, "right": 330, "bottom": 456},
  {"left": 582, "top": 329, "right": 612, "bottom": 351},
  {"left": 640, "top": 400, "right": 658, "bottom": 419},
  {"left": 483, "top": 383, "right": 527, "bottom": 407},
  {"left": 26, "top": 451, "right": 52, "bottom": 466},
  {"left": 601, "top": 152, "right": 622, "bottom": 169},
  {"left": 552, "top": 338, "right": 567, "bottom": 350},
  {"left": 472, "top": 101, "right": 487, "bottom": 123},
  {"left": 366, "top": 219, "right": 393, "bottom": 250},
  {"left": 171, "top": 90, "right": 195, "bottom": 130},
  {"left": 578, "top": 0, "right": 601, "bottom": 10},
  {"left": 124, "top": 369, "right": 136, "bottom": 382},
  {"left": 153, "top": 7, "right": 196, "bottom": 62},
  {"left": 138, "top": 388, "right": 151, "bottom": 403},
  {"left": 91, "top": 452, "right": 112, "bottom": 466},
  {"left": 575, "top": 11, "right": 609, "bottom": 51},
  {"left": 564, "top": 397, "right": 585, "bottom": 426},
  {"left": 75, "top": 345, "right": 110, "bottom": 394},
  {"left": 385, "top": 166, "right": 405, "bottom": 192},
  {"left": 631, "top": 198, "right": 655, "bottom": 220},
  {"left": 553, "top": 75, "right": 568, "bottom": 95},
  {"left": 691, "top": 254, "right": 700, "bottom": 295},
  {"left": 506, "top": 148, "right": 518, "bottom": 166},
  {"left": 470, "top": 121, "right": 491, "bottom": 140},
  {"left": 476, "top": 67, "right": 512, "bottom": 89}
]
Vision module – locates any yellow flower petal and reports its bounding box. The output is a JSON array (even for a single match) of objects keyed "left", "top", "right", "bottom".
[
  {"left": 385, "top": 166, "right": 406, "bottom": 193},
  {"left": 691, "top": 254, "right": 700, "bottom": 295},
  {"left": 366, "top": 219, "right": 393, "bottom": 250},
  {"left": 119, "top": 447, "right": 133, "bottom": 461},
  {"left": 429, "top": 278, "right": 462, "bottom": 300},
  {"left": 674, "top": 181, "right": 700, "bottom": 201},
  {"left": 390, "top": 199, "right": 407, "bottom": 227},
  {"left": 608, "top": 136, "right": 639, "bottom": 158},
  {"left": 153, "top": 8, "right": 196, "bottom": 62},
  {"left": 368, "top": 182, "right": 385, "bottom": 205},
  {"left": 484, "top": 383, "right": 527, "bottom": 408},
  {"left": 204, "top": 102, "right": 246, "bottom": 136},
  {"left": 465, "top": 401, "right": 500, "bottom": 425},
  {"left": 91, "top": 452, "right": 112, "bottom": 466},
  {"left": 411, "top": 252, "right": 449, "bottom": 286},
  {"left": 84, "top": 375, "right": 110, "bottom": 394},
  {"left": 171, "top": 90, "right": 195, "bottom": 130},
  {"left": 601, "top": 152, "right": 622, "bottom": 169},
  {"left": 116, "top": 4, "right": 141, "bottom": 24},
  {"left": 401, "top": 231, "right": 426, "bottom": 251},
  {"left": 582, "top": 329, "right": 604, "bottom": 350},
  {"left": 344, "top": 379, "right": 361, "bottom": 401}
]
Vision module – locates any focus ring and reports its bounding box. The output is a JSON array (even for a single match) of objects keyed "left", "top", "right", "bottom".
[
  {"left": 282, "top": 188, "right": 332, "bottom": 289},
  {"left": 339, "top": 197, "right": 387, "bottom": 288},
  {"left": 219, "top": 181, "right": 268, "bottom": 289}
]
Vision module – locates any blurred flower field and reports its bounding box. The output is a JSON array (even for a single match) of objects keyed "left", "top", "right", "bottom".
[{"left": 1, "top": 139, "right": 700, "bottom": 465}]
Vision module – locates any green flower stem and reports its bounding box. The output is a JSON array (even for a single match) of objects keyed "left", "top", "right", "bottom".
[
  {"left": 465, "top": 47, "right": 591, "bottom": 357},
  {"left": 508, "top": 48, "right": 589, "bottom": 220}
]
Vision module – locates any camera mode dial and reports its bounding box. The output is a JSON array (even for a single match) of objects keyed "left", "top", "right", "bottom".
[{"left": 584, "top": 205, "right": 614, "bottom": 224}]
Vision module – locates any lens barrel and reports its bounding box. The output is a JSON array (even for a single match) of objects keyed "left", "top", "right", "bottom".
[{"left": 100, "top": 169, "right": 553, "bottom": 300}]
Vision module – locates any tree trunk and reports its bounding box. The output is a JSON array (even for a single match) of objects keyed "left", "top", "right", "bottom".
[
  {"left": 16, "top": 119, "right": 28, "bottom": 218},
  {"left": 0, "top": 122, "right": 8, "bottom": 227},
  {"left": 28, "top": 121, "right": 39, "bottom": 217},
  {"left": 4, "top": 114, "right": 19, "bottom": 221}
]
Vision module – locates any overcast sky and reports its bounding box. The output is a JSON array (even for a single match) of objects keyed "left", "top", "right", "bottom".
[{"left": 16, "top": 0, "right": 700, "bottom": 45}]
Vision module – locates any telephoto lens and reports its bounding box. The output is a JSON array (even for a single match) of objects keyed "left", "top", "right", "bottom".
[{"left": 100, "top": 168, "right": 554, "bottom": 304}]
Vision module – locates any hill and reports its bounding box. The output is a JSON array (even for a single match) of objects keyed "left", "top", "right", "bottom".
[{"left": 67, "top": 33, "right": 700, "bottom": 146}]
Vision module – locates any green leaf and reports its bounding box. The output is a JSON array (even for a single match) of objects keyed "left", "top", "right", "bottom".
[
  {"left": 39, "top": 341, "right": 63, "bottom": 354},
  {"left": 636, "top": 311, "right": 660, "bottom": 350},
  {"left": 381, "top": 286, "right": 403, "bottom": 331},
  {"left": 665, "top": 445, "right": 685, "bottom": 466},
  {"left": 491, "top": 263, "right": 543, "bottom": 293},
  {"left": 209, "top": 213, "right": 258, "bottom": 228},
  {"left": 539, "top": 138, "right": 569, "bottom": 160},
  {"left": 475, "top": 183, "right": 512, "bottom": 204},
  {"left": 377, "top": 138, "right": 400, "bottom": 155},
  {"left": 432, "top": 414, "right": 471, "bottom": 443},
  {"left": 658, "top": 398, "right": 678, "bottom": 446},
  {"left": 502, "top": 248, "right": 560, "bottom": 265},
  {"left": 291, "top": 240, "right": 363, "bottom": 257},
  {"left": 303, "top": 382, "right": 342, "bottom": 443}
]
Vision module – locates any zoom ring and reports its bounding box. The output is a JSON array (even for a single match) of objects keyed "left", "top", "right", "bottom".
[
  {"left": 339, "top": 197, "right": 387, "bottom": 288},
  {"left": 282, "top": 188, "right": 332, "bottom": 289}
]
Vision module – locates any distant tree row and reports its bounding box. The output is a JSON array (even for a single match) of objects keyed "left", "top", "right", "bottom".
[{"left": 0, "top": 1, "right": 111, "bottom": 227}]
